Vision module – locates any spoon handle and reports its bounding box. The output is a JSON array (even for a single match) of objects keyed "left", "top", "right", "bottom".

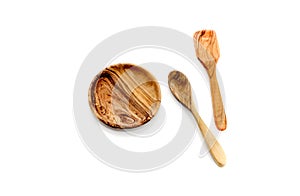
[
  {"left": 210, "top": 71, "right": 227, "bottom": 131},
  {"left": 191, "top": 103, "right": 226, "bottom": 167}
]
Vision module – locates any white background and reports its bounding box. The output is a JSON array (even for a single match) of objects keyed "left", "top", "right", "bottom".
[{"left": 1, "top": 0, "right": 300, "bottom": 195}]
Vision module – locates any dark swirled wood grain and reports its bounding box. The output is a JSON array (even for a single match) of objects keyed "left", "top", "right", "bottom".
[{"left": 88, "top": 63, "right": 161, "bottom": 129}]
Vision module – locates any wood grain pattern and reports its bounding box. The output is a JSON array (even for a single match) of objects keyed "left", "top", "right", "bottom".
[
  {"left": 88, "top": 63, "right": 161, "bottom": 129},
  {"left": 194, "top": 30, "right": 227, "bottom": 131},
  {"left": 168, "top": 70, "right": 226, "bottom": 167}
]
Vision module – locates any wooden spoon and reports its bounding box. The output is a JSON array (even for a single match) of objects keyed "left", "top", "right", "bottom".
[
  {"left": 168, "top": 70, "right": 226, "bottom": 167},
  {"left": 194, "top": 30, "right": 227, "bottom": 131}
]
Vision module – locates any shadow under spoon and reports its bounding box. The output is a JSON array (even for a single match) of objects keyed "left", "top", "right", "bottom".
[{"left": 168, "top": 70, "right": 226, "bottom": 167}]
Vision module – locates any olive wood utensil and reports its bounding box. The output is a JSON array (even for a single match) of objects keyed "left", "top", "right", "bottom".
[
  {"left": 88, "top": 63, "right": 161, "bottom": 129},
  {"left": 194, "top": 30, "right": 227, "bottom": 131},
  {"left": 168, "top": 70, "right": 226, "bottom": 167}
]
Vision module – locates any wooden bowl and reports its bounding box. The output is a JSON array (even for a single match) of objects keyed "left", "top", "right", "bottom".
[{"left": 88, "top": 63, "right": 161, "bottom": 129}]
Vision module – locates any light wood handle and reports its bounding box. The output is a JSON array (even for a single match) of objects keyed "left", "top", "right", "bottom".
[
  {"left": 210, "top": 71, "right": 227, "bottom": 131},
  {"left": 191, "top": 103, "right": 226, "bottom": 167}
]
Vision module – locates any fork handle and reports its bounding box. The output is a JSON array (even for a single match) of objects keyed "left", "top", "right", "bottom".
[
  {"left": 191, "top": 103, "right": 226, "bottom": 167},
  {"left": 209, "top": 71, "right": 227, "bottom": 131}
]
